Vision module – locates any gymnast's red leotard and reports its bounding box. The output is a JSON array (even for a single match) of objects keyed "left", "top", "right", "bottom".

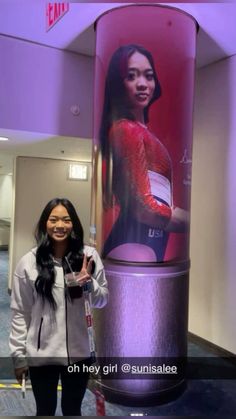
[{"left": 102, "top": 119, "right": 173, "bottom": 262}]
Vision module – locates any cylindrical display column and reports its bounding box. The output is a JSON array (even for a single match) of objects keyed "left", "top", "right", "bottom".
[{"left": 91, "top": 5, "right": 197, "bottom": 405}]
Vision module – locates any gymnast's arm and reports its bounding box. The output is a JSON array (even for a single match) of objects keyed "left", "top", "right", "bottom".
[{"left": 109, "top": 120, "right": 172, "bottom": 229}]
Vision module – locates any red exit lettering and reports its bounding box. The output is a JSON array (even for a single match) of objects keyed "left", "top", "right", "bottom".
[{"left": 46, "top": 3, "right": 69, "bottom": 31}]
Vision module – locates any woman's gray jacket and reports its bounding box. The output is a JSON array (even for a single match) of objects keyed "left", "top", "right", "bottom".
[{"left": 9, "top": 246, "right": 108, "bottom": 368}]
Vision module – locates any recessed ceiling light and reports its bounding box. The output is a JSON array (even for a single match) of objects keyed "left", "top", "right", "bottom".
[{"left": 0, "top": 136, "right": 9, "bottom": 141}]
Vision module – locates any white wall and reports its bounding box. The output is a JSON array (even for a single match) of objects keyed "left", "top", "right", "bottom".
[
  {"left": 9, "top": 156, "right": 92, "bottom": 288},
  {"left": 0, "top": 35, "right": 94, "bottom": 138},
  {"left": 0, "top": 174, "right": 12, "bottom": 218},
  {"left": 0, "top": 174, "right": 12, "bottom": 246},
  {"left": 189, "top": 55, "right": 236, "bottom": 353}
]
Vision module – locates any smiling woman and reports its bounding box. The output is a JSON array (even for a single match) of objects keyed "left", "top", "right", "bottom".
[
  {"left": 46, "top": 205, "right": 73, "bottom": 246},
  {"left": 9, "top": 197, "right": 108, "bottom": 416}
]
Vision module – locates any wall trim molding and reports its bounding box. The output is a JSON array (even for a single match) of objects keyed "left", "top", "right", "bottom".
[{"left": 188, "top": 332, "right": 236, "bottom": 358}]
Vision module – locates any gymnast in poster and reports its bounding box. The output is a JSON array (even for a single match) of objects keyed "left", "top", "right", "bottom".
[{"left": 100, "top": 44, "right": 189, "bottom": 263}]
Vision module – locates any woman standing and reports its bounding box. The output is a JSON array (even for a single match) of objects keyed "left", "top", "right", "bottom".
[
  {"left": 9, "top": 198, "right": 108, "bottom": 416},
  {"left": 100, "top": 44, "right": 189, "bottom": 262}
]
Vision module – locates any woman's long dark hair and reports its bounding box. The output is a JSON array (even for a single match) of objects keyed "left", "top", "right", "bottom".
[
  {"left": 34, "top": 198, "right": 84, "bottom": 309},
  {"left": 100, "top": 44, "right": 161, "bottom": 207}
]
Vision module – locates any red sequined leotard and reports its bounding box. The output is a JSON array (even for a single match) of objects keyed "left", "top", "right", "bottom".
[{"left": 102, "top": 119, "right": 172, "bottom": 262}]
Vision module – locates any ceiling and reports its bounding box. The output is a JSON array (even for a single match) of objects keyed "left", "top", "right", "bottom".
[
  {"left": 1, "top": 2, "right": 236, "bottom": 66},
  {"left": 1, "top": 1, "right": 236, "bottom": 174}
]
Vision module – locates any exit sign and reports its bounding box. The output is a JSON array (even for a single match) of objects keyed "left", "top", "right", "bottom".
[{"left": 46, "top": 3, "right": 69, "bottom": 31}]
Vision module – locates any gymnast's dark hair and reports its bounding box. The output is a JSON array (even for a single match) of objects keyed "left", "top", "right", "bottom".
[
  {"left": 34, "top": 198, "right": 84, "bottom": 309},
  {"left": 99, "top": 44, "right": 161, "bottom": 207}
]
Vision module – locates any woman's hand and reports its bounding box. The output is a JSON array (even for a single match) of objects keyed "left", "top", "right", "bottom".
[
  {"left": 166, "top": 207, "right": 190, "bottom": 233},
  {"left": 76, "top": 255, "right": 93, "bottom": 287},
  {"left": 14, "top": 366, "right": 28, "bottom": 385}
]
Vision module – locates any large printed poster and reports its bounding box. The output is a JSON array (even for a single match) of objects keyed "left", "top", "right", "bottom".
[{"left": 94, "top": 6, "right": 196, "bottom": 263}]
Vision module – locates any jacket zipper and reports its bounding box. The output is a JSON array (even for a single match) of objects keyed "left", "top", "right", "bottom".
[{"left": 37, "top": 317, "right": 43, "bottom": 350}]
